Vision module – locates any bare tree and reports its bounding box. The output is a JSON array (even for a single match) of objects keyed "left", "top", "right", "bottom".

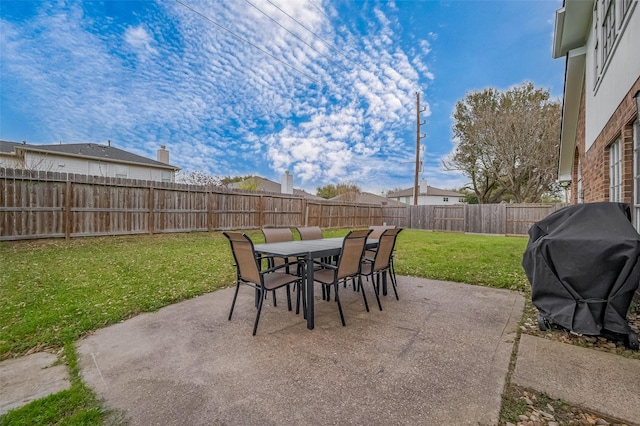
[
  {"left": 443, "top": 82, "right": 561, "bottom": 203},
  {"left": 176, "top": 171, "right": 221, "bottom": 187}
]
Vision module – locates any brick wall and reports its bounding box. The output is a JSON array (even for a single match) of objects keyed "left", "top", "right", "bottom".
[{"left": 572, "top": 77, "right": 640, "bottom": 205}]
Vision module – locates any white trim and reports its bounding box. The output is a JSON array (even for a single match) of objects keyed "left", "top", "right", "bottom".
[{"left": 610, "top": 138, "right": 622, "bottom": 202}]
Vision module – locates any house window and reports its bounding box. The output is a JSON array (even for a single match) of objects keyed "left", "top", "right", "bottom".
[
  {"left": 593, "top": 2, "right": 599, "bottom": 87},
  {"left": 577, "top": 158, "right": 583, "bottom": 203},
  {"left": 610, "top": 138, "right": 622, "bottom": 202},
  {"left": 634, "top": 121, "right": 640, "bottom": 229},
  {"left": 443, "top": 197, "right": 449, "bottom": 202},
  {"left": 601, "top": 0, "right": 616, "bottom": 65},
  {"left": 115, "top": 165, "right": 128, "bottom": 178},
  {"left": 161, "top": 171, "right": 172, "bottom": 183}
]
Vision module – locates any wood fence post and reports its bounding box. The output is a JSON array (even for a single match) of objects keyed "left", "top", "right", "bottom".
[
  {"left": 463, "top": 203, "right": 468, "bottom": 233},
  {"left": 305, "top": 203, "right": 309, "bottom": 226},
  {"left": 65, "top": 177, "right": 72, "bottom": 239},
  {"left": 148, "top": 183, "right": 154, "bottom": 235},
  {"left": 207, "top": 190, "right": 213, "bottom": 232}
]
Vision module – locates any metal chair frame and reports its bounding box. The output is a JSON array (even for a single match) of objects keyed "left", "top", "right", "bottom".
[
  {"left": 224, "top": 231, "right": 302, "bottom": 335},
  {"left": 361, "top": 228, "right": 403, "bottom": 305},
  {"left": 312, "top": 229, "right": 372, "bottom": 326}
]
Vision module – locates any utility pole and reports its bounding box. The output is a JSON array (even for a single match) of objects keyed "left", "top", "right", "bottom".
[{"left": 414, "top": 92, "right": 427, "bottom": 205}]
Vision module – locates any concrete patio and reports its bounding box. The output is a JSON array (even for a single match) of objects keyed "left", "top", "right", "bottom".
[
  {"left": 75, "top": 276, "right": 523, "bottom": 425},
  {"left": 4, "top": 276, "right": 640, "bottom": 424}
]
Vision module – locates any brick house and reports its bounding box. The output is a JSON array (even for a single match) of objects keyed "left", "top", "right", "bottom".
[{"left": 553, "top": 0, "right": 640, "bottom": 224}]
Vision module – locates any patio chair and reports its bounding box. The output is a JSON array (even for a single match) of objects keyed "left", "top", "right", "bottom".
[
  {"left": 312, "top": 229, "right": 372, "bottom": 326},
  {"left": 224, "top": 232, "right": 302, "bottom": 335},
  {"left": 296, "top": 225, "right": 331, "bottom": 298},
  {"left": 361, "top": 228, "right": 403, "bottom": 304},
  {"left": 365, "top": 225, "right": 396, "bottom": 258},
  {"left": 296, "top": 226, "right": 324, "bottom": 240},
  {"left": 262, "top": 227, "right": 302, "bottom": 313},
  {"left": 368, "top": 225, "right": 396, "bottom": 239}
]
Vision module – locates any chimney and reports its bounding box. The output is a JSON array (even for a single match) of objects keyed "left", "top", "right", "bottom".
[
  {"left": 281, "top": 170, "right": 293, "bottom": 194},
  {"left": 157, "top": 145, "right": 169, "bottom": 164},
  {"left": 419, "top": 178, "right": 428, "bottom": 195}
]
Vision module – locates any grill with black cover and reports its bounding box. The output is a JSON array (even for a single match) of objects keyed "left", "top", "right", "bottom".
[{"left": 522, "top": 202, "right": 640, "bottom": 349}]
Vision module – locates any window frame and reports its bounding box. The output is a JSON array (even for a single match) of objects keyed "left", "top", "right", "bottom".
[
  {"left": 161, "top": 170, "right": 173, "bottom": 183},
  {"left": 593, "top": 2, "right": 599, "bottom": 89},
  {"left": 601, "top": 0, "right": 616, "bottom": 66},
  {"left": 115, "top": 165, "right": 128, "bottom": 179},
  {"left": 610, "top": 137, "right": 622, "bottom": 202},
  {"left": 577, "top": 157, "right": 583, "bottom": 203},
  {"left": 634, "top": 120, "right": 640, "bottom": 229}
]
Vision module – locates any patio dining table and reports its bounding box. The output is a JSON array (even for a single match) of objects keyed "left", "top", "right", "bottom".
[{"left": 253, "top": 237, "right": 378, "bottom": 330}]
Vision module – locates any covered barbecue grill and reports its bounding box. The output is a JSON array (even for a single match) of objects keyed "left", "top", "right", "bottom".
[{"left": 522, "top": 202, "right": 640, "bottom": 349}]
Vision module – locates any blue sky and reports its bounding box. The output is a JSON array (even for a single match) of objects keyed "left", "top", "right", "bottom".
[{"left": 0, "top": 0, "right": 564, "bottom": 195}]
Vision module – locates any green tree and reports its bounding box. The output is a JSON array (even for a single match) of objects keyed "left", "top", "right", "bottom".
[
  {"left": 220, "top": 175, "right": 255, "bottom": 186},
  {"left": 236, "top": 177, "right": 260, "bottom": 191},
  {"left": 316, "top": 184, "right": 338, "bottom": 199},
  {"left": 443, "top": 82, "right": 561, "bottom": 203},
  {"left": 456, "top": 187, "right": 478, "bottom": 204}
]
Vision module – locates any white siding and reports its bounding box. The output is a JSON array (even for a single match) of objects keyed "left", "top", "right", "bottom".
[
  {"left": 585, "top": 2, "right": 640, "bottom": 150},
  {"left": 391, "top": 194, "right": 464, "bottom": 206},
  {"left": 0, "top": 155, "right": 19, "bottom": 169},
  {"left": 1, "top": 151, "right": 174, "bottom": 182}
]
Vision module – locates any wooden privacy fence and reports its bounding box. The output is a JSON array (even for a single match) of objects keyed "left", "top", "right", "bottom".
[
  {"left": 1, "top": 168, "right": 566, "bottom": 241},
  {"left": 0, "top": 168, "right": 405, "bottom": 241},
  {"left": 406, "top": 203, "right": 567, "bottom": 235}
]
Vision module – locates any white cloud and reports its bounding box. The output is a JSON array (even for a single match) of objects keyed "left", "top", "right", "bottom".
[
  {"left": 1, "top": 0, "right": 440, "bottom": 193},
  {"left": 124, "top": 25, "right": 158, "bottom": 57}
]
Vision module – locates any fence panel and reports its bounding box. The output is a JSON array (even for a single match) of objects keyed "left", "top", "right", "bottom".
[
  {"left": 261, "top": 195, "right": 304, "bottom": 228},
  {"left": 381, "top": 206, "right": 406, "bottom": 227},
  {"left": 0, "top": 170, "right": 66, "bottom": 239},
  {"left": 432, "top": 205, "right": 465, "bottom": 232},
  {"left": 405, "top": 203, "right": 567, "bottom": 235},
  {"left": 2, "top": 168, "right": 570, "bottom": 241},
  {"left": 465, "top": 204, "right": 506, "bottom": 234},
  {"left": 505, "top": 203, "right": 564, "bottom": 236}
]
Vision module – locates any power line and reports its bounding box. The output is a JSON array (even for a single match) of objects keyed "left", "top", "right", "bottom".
[
  {"left": 243, "top": 0, "right": 348, "bottom": 71},
  {"left": 307, "top": 0, "right": 333, "bottom": 23},
  {"left": 266, "top": 0, "right": 365, "bottom": 71},
  {"left": 174, "top": 0, "right": 320, "bottom": 83}
]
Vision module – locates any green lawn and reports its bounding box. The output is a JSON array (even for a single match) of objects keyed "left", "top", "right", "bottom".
[{"left": 0, "top": 229, "right": 530, "bottom": 424}]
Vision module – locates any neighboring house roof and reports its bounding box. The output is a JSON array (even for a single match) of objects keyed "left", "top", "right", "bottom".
[
  {"left": 330, "top": 191, "right": 404, "bottom": 206},
  {"left": 0, "top": 141, "right": 179, "bottom": 170},
  {"left": 229, "top": 176, "right": 324, "bottom": 200},
  {"left": 387, "top": 186, "right": 464, "bottom": 198},
  {"left": 0, "top": 141, "right": 22, "bottom": 154}
]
